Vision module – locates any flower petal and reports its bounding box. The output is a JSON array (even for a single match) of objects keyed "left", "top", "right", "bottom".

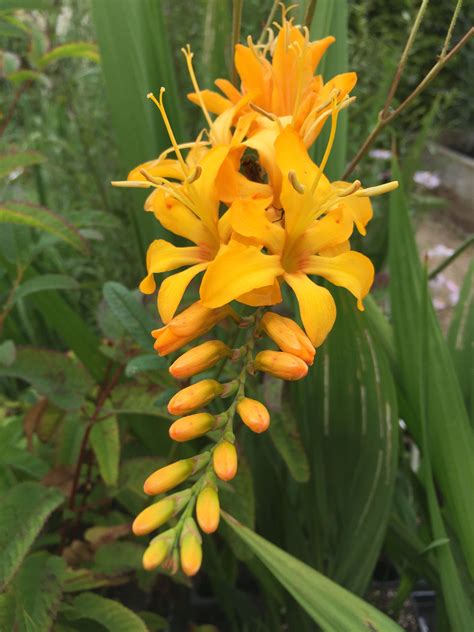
[
  {"left": 139, "top": 240, "right": 202, "bottom": 294},
  {"left": 297, "top": 206, "right": 353, "bottom": 255},
  {"left": 158, "top": 262, "right": 208, "bottom": 323},
  {"left": 229, "top": 197, "right": 284, "bottom": 253},
  {"left": 303, "top": 251, "right": 374, "bottom": 310},
  {"left": 200, "top": 241, "right": 284, "bottom": 308},
  {"left": 332, "top": 182, "right": 373, "bottom": 235},
  {"left": 284, "top": 272, "right": 336, "bottom": 347},
  {"left": 128, "top": 158, "right": 184, "bottom": 182},
  {"left": 190, "top": 145, "right": 230, "bottom": 232},
  {"left": 187, "top": 89, "right": 232, "bottom": 115},
  {"left": 237, "top": 279, "right": 282, "bottom": 306}
]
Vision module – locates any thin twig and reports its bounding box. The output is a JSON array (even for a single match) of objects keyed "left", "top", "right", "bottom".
[
  {"left": 0, "top": 265, "right": 26, "bottom": 335},
  {"left": 342, "top": 27, "right": 473, "bottom": 179},
  {"left": 428, "top": 234, "right": 473, "bottom": 280},
  {"left": 381, "top": 0, "right": 430, "bottom": 119},
  {"left": 231, "top": 0, "right": 243, "bottom": 85},
  {"left": 440, "top": 0, "right": 463, "bottom": 58},
  {"left": 257, "top": 0, "right": 279, "bottom": 45},
  {"left": 304, "top": 0, "right": 317, "bottom": 29}
]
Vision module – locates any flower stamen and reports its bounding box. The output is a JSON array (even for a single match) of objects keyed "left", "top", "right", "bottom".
[{"left": 147, "top": 90, "right": 189, "bottom": 176}]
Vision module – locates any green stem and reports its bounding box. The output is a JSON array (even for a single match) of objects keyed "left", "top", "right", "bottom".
[
  {"left": 440, "top": 0, "right": 463, "bottom": 58},
  {"left": 428, "top": 234, "right": 473, "bottom": 280}
]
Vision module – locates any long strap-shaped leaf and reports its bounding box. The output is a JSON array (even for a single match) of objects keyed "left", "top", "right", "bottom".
[{"left": 223, "top": 512, "right": 404, "bottom": 632}]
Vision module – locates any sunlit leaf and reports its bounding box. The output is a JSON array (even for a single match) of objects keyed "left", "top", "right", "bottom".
[{"left": 37, "top": 42, "right": 100, "bottom": 68}]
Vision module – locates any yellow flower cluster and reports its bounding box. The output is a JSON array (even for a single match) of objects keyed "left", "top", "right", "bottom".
[{"left": 114, "top": 10, "right": 398, "bottom": 577}]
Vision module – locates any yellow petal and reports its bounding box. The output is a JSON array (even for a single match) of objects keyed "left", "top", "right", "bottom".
[
  {"left": 297, "top": 206, "right": 353, "bottom": 255},
  {"left": 310, "top": 36, "right": 335, "bottom": 73},
  {"left": 200, "top": 241, "right": 284, "bottom": 309},
  {"left": 158, "top": 262, "right": 209, "bottom": 323},
  {"left": 229, "top": 197, "right": 284, "bottom": 253},
  {"left": 216, "top": 153, "right": 272, "bottom": 204},
  {"left": 238, "top": 279, "right": 282, "bottom": 306},
  {"left": 284, "top": 272, "right": 336, "bottom": 347},
  {"left": 332, "top": 182, "right": 373, "bottom": 235},
  {"left": 215, "top": 78, "right": 241, "bottom": 103},
  {"left": 139, "top": 240, "right": 203, "bottom": 294},
  {"left": 189, "top": 145, "right": 229, "bottom": 233},
  {"left": 303, "top": 251, "right": 374, "bottom": 310},
  {"left": 245, "top": 126, "right": 282, "bottom": 205},
  {"left": 234, "top": 44, "right": 266, "bottom": 105},
  {"left": 187, "top": 89, "right": 232, "bottom": 115},
  {"left": 128, "top": 158, "right": 184, "bottom": 182}
]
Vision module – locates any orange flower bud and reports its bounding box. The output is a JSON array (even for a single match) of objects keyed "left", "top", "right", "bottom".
[
  {"left": 143, "top": 452, "right": 210, "bottom": 495},
  {"left": 168, "top": 379, "right": 224, "bottom": 415},
  {"left": 254, "top": 350, "right": 308, "bottom": 381},
  {"left": 196, "top": 485, "right": 220, "bottom": 534},
  {"left": 180, "top": 518, "right": 202, "bottom": 577},
  {"left": 133, "top": 490, "right": 190, "bottom": 536},
  {"left": 213, "top": 441, "right": 237, "bottom": 481},
  {"left": 152, "top": 325, "right": 195, "bottom": 356},
  {"left": 169, "top": 412, "right": 216, "bottom": 442},
  {"left": 142, "top": 538, "right": 169, "bottom": 571},
  {"left": 169, "top": 340, "right": 232, "bottom": 379},
  {"left": 237, "top": 397, "right": 270, "bottom": 433},
  {"left": 261, "top": 312, "right": 315, "bottom": 365},
  {"left": 169, "top": 302, "right": 238, "bottom": 337}
]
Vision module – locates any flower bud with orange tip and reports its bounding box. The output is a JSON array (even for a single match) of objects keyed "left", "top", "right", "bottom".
[
  {"left": 132, "top": 489, "right": 191, "bottom": 536},
  {"left": 169, "top": 340, "right": 232, "bottom": 379},
  {"left": 237, "top": 397, "right": 270, "bottom": 433},
  {"left": 142, "top": 528, "right": 175, "bottom": 571},
  {"left": 169, "top": 412, "right": 217, "bottom": 442},
  {"left": 168, "top": 379, "right": 224, "bottom": 416},
  {"left": 260, "top": 312, "right": 315, "bottom": 365},
  {"left": 213, "top": 440, "right": 238, "bottom": 481},
  {"left": 254, "top": 350, "right": 309, "bottom": 381},
  {"left": 179, "top": 518, "right": 202, "bottom": 577},
  {"left": 196, "top": 484, "right": 220, "bottom": 534},
  {"left": 168, "top": 302, "right": 239, "bottom": 337},
  {"left": 143, "top": 452, "right": 210, "bottom": 496}
]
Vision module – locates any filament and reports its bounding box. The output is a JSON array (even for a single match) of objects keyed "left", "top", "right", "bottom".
[{"left": 147, "top": 90, "right": 188, "bottom": 175}]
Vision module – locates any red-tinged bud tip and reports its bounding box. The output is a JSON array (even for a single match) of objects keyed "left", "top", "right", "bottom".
[
  {"left": 213, "top": 441, "right": 238, "bottom": 481},
  {"left": 143, "top": 459, "right": 194, "bottom": 495},
  {"left": 169, "top": 412, "right": 215, "bottom": 442},
  {"left": 167, "top": 379, "right": 224, "bottom": 415},
  {"left": 169, "top": 340, "right": 232, "bottom": 379},
  {"left": 237, "top": 397, "right": 270, "bottom": 433},
  {"left": 254, "top": 350, "right": 309, "bottom": 381},
  {"left": 196, "top": 485, "right": 220, "bottom": 534}
]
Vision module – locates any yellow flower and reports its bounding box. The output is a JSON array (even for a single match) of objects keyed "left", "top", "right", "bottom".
[{"left": 200, "top": 125, "right": 398, "bottom": 347}]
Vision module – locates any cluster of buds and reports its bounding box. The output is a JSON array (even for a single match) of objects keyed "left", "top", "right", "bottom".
[{"left": 116, "top": 4, "right": 397, "bottom": 576}]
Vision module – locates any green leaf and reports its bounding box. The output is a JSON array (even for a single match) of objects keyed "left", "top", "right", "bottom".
[
  {"left": 220, "top": 456, "right": 255, "bottom": 561},
  {"left": 0, "top": 151, "right": 45, "bottom": 179},
  {"left": 67, "top": 592, "right": 148, "bottom": 632},
  {"left": 0, "top": 482, "right": 64, "bottom": 590},
  {"left": 103, "top": 281, "right": 155, "bottom": 350},
  {"left": 223, "top": 513, "right": 404, "bottom": 632},
  {"left": 388, "top": 160, "right": 474, "bottom": 577},
  {"left": 11, "top": 552, "right": 66, "bottom": 632},
  {"left": 62, "top": 568, "right": 125, "bottom": 593},
  {"left": 6, "top": 70, "right": 43, "bottom": 85},
  {"left": 1, "top": 0, "right": 51, "bottom": 8},
  {"left": 90, "top": 417, "right": 120, "bottom": 487},
  {"left": 447, "top": 261, "right": 474, "bottom": 423},
  {"left": 13, "top": 274, "right": 79, "bottom": 303},
  {"left": 0, "top": 347, "right": 93, "bottom": 410},
  {"left": 36, "top": 42, "right": 100, "bottom": 68},
  {"left": 93, "top": 541, "right": 145, "bottom": 575},
  {"left": 125, "top": 354, "right": 167, "bottom": 378},
  {"left": 0, "top": 340, "right": 16, "bottom": 366},
  {"left": 0, "top": 201, "right": 88, "bottom": 255},
  {"left": 91, "top": 0, "right": 185, "bottom": 261}
]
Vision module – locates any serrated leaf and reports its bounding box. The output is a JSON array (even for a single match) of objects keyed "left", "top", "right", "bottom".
[
  {"left": 93, "top": 541, "right": 145, "bottom": 575},
  {"left": 447, "top": 261, "right": 474, "bottom": 422},
  {"left": 223, "top": 513, "right": 404, "bottom": 632},
  {"left": 62, "top": 568, "right": 126, "bottom": 593},
  {"left": 106, "top": 383, "right": 169, "bottom": 417},
  {"left": 0, "top": 482, "right": 64, "bottom": 590},
  {"left": 37, "top": 42, "right": 100, "bottom": 68},
  {"left": 67, "top": 592, "right": 148, "bottom": 632},
  {"left": 90, "top": 417, "right": 120, "bottom": 487},
  {"left": 0, "top": 151, "right": 45, "bottom": 179},
  {"left": 0, "top": 201, "right": 88, "bottom": 255},
  {"left": 103, "top": 281, "right": 155, "bottom": 350},
  {"left": 13, "top": 274, "right": 79, "bottom": 303},
  {"left": 0, "top": 340, "right": 16, "bottom": 366},
  {"left": 12, "top": 552, "right": 66, "bottom": 632},
  {"left": 0, "top": 347, "right": 93, "bottom": 410},
  {"left": 125, "top": 354, "right": 167, "bottom": 377}
]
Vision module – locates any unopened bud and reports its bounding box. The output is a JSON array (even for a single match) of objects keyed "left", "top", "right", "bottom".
[
  {"left": 213, "top": 441, "right": 238, "bottom": 481},
  {"left": 169, "top": 302, "right": 239, "bottom": 337},
  {"left": 132, "top": 490, "right": 190, "bottom": 536},
  {"left": 180, "top": 518, "right": 202, "bottom": 577},
  {"left": 169, "top": 412, "right": 216, "bottom": 442},
  {"left": 196, "top": 485, "right": 220, "bottom": 534},
  {"left": 254, "top": 350, "right": 308, "bottom": 381},
  {"left": 261, "top": 312, "right": 315, "bottom": 365},
  {"left": 142, "top": 538, "right": 169, "bottom": 571},
  {"left": 168, "top": 379, "right": 224, "bottom": 415},
  {"left": 237, "top": 397, "right": 270, "bottom": 433},
  {"left": 169, "top": 340, "right": 232, "bottom": 379},
  {"left": 143, "top": 452, "right": 210, "bottom": 495}
]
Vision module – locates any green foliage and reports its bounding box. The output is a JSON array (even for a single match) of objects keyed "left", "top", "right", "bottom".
[
  {"left": 0, "top": 150, "right": 46, "bottom": 178},
  {"left": 103, "top": 281, "right": 155, "bottom": 350},
  {"left": 90, "top": 416, "right": 120, "bottom": 487},
  {"left": 64, "top": 592, "right": 148, "bottom": 631}
]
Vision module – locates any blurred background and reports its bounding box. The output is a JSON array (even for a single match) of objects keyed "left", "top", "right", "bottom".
[{"left": 0, "top": 1, "right": 472, "bottom": 631}]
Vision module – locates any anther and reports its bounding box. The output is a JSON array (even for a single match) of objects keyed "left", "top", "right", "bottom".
[
  {"left": 186, "top": 165, "right": 202, "bottom": 184},
  {"left": 355, "top": 181, "right": 399, "bottom": 197},
  {"left": 337, "top": 180, "right": 362, "bottom": 197},
  {"left": 288, "top": 170, "right": 305, "bottom": 194}
]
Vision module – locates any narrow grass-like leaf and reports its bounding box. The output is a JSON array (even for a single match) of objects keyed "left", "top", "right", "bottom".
[
  {"left": 67, "top": 592, "right": 147, "bottom": 631},
  {"left": 36, "top": 42, "right": 99, "bottom": 68},
  {"left": 223, "top": 512, "right": 404, "bottom": 632},
  {"left": 90, "top": 417, "right": 120, "bottom": 487},
  {"left": 13, "top": 274, "right": 79, "bottom": 303},
  {"left": 447, "top": 261, "right": 473, "bottom": 422},
  {"left": 0, "top": 201, "right": 88, "bottom": 255},
  {"left": 0, "top": 482, "right": 64, "bottom": 590},
  {"left": 11, "top": 553, "right": 66, "bottom": 632},
  {"left": 220, "top": 456, "right": 255, "bottom": 561},
  {"left": 0, "top": 151, "right": 45, "bottom": 178},
  {"left": 388, "top": 159, "right": 474, "bottom": 576},
  {"left": 103, "top": 281, "right": 155, "bottom": 350}
]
